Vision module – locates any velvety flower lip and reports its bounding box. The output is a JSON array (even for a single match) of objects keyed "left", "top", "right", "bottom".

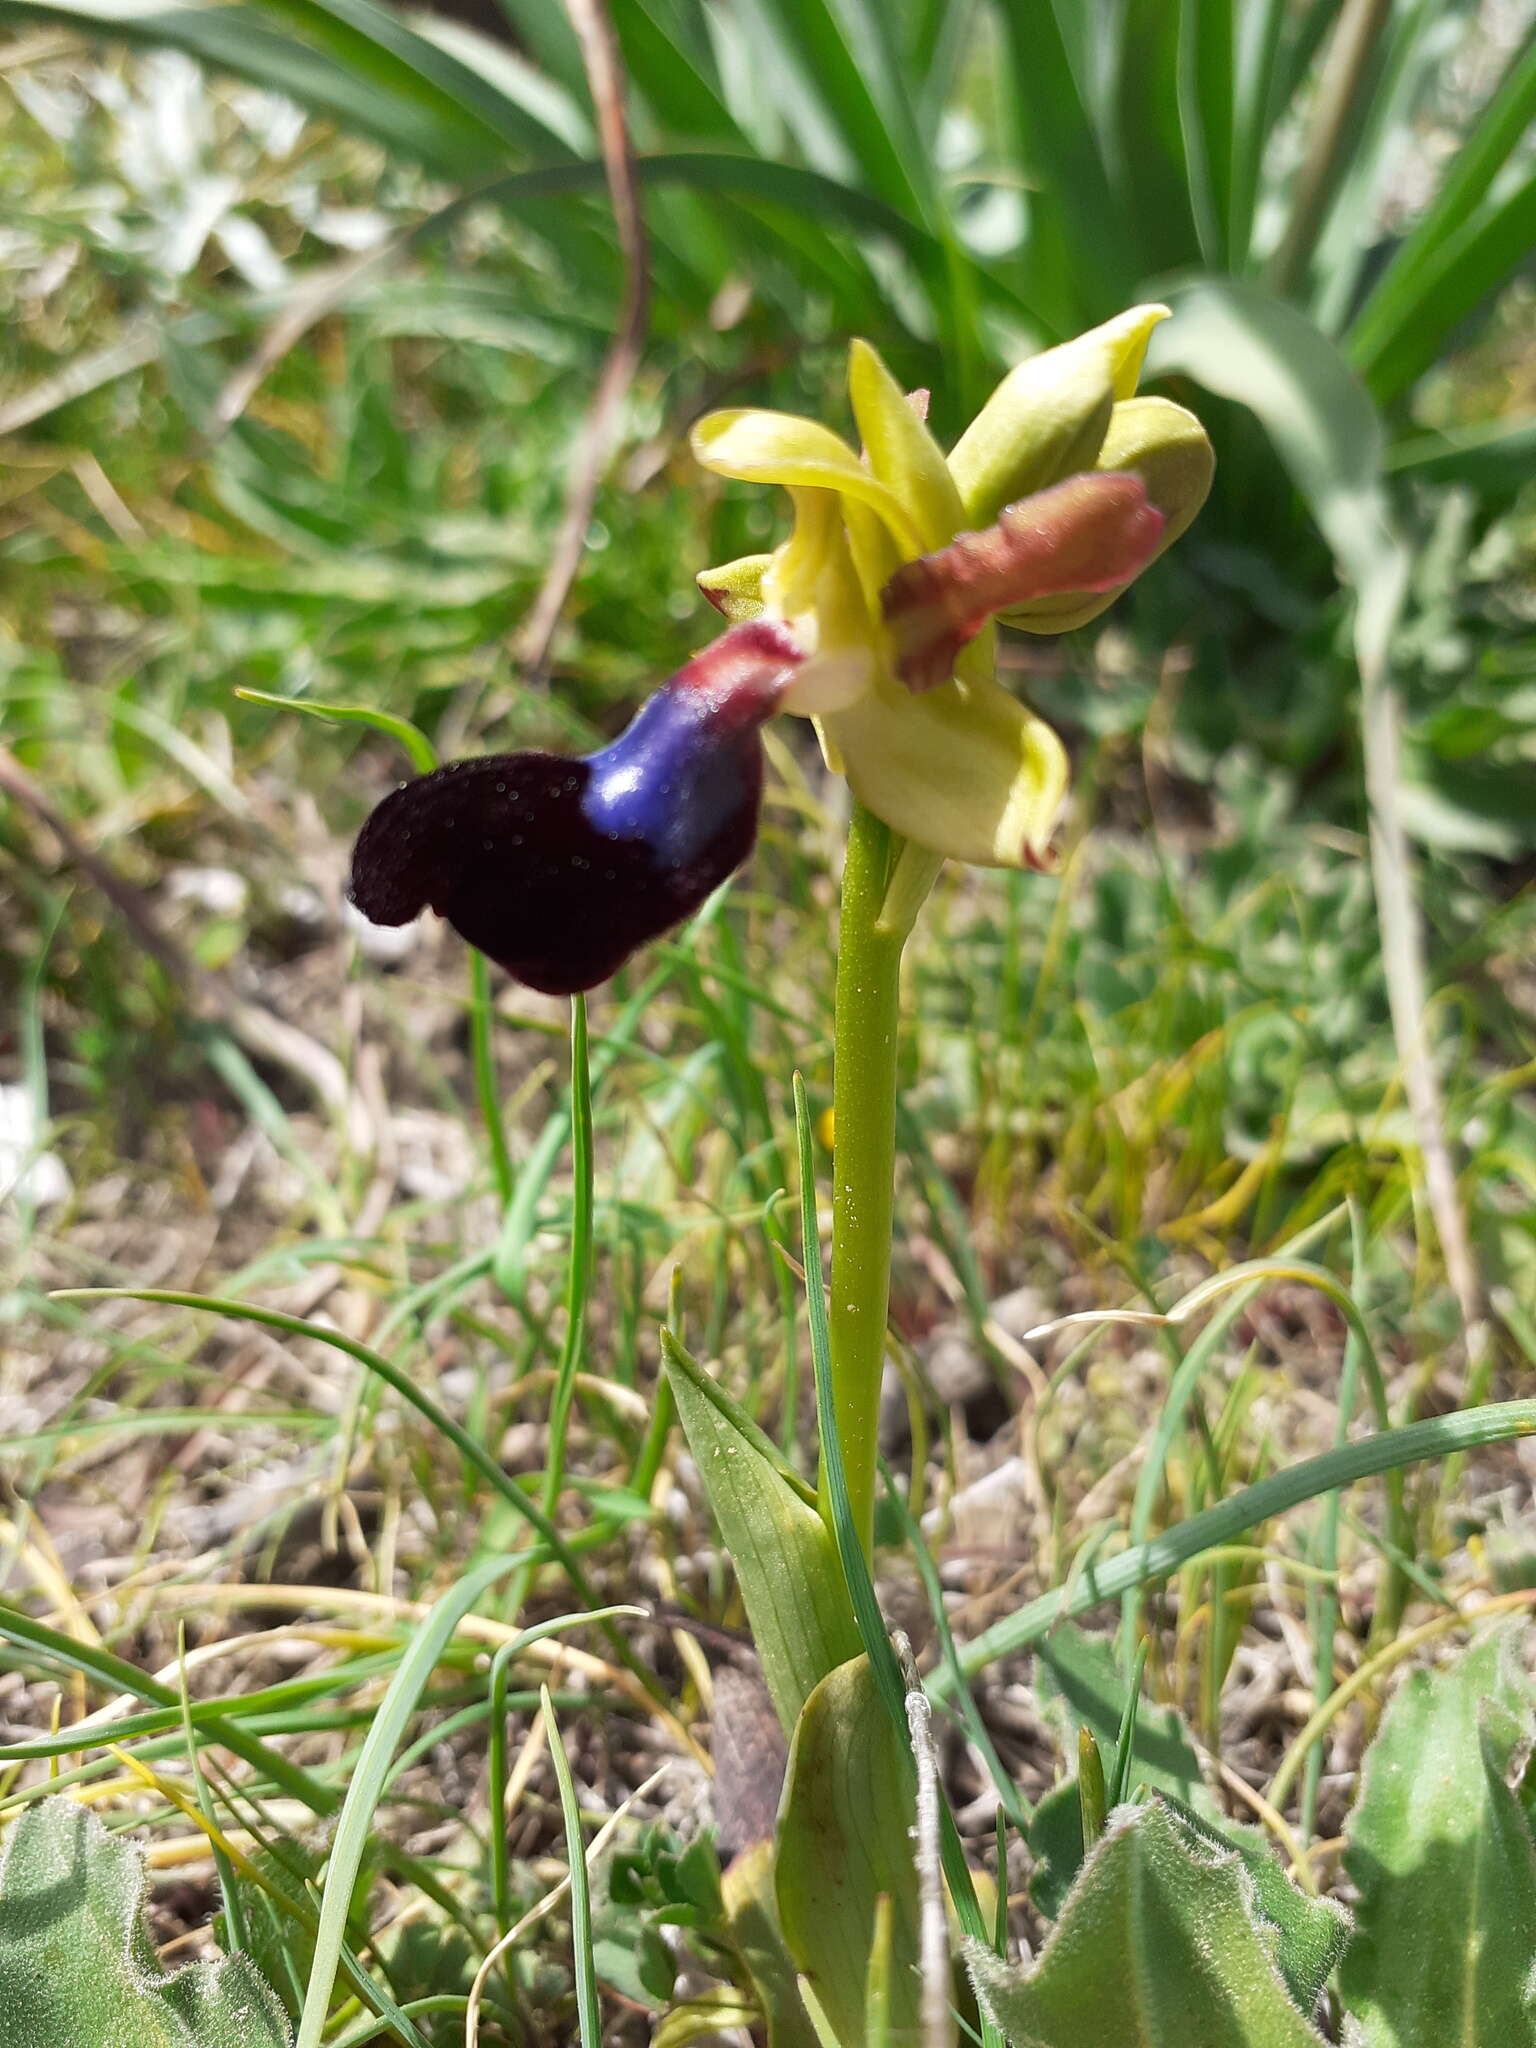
[{"left": 347, "top": 620, "right": 802, "bottom": 996}]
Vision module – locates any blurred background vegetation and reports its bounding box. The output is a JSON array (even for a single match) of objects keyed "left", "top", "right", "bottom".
[
  {"left": 1, "top": 0, "right": 1535, "bottom": 2037},
  {"left": 4, "top": 0, "right": 1533, "bottom": 1302}
]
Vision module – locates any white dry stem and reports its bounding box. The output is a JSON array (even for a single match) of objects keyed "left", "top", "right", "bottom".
[
  {"left": 463, "top": 1761, "right": 674, "bottom": 2047},
  {"left": 1355, "top": 567, "right": 1489, "bottom": 1374},
  {"left": 897, "top": 1632, "right": 954, "bottom": 2048}
]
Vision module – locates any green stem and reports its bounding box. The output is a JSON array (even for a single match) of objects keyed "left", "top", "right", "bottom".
[
  {"left": 539, "top": 992, "right": 594, "bottom": 1526},
  {"left": 469, "top": 951, "right": 514, "bottom": 1208},
  {"left": 823, "top": 802, "right": 906, "bottom": 1557}
]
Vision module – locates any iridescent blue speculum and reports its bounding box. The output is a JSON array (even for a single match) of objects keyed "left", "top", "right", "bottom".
[{"left": 348, "top": 620, "right": 803, "bottom": 995}]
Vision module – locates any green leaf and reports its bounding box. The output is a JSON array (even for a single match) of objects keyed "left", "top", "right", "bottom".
[
  {"left": 0, "top": 1602, "right": 334, "bottom": 1814},
  {"left": 721, "top": 1841, "right": 821, "bottom": 2048},
  {"left": 1038, "top": 1626, "right": 1214, "bottom": 1810},
  {"left": 1175, "top": 0, "right": 1236, "bottom": 267},
  {"left": 1339, "top": 1622, "right": 1536, "bottom": 2047},
  {"left": 216, "top": 1840, "right": 329, "bottom": 2022},
  {"left": 0, "top": 0, "right": 539, "bottom": 180},
  {"left": 1348, "top": 34, "right": 1536, "bottom": 403},
  {"left": 1025, "top": 1785, "right": 1092, "bottom": 1923},
  {"left": 589, "top": 1841, "right": 682, "bottom": 2010},
  {"left": 1166, "top": 1802, "right": 1349, "bottom": 2018},
  {"left": 541, "top": 1689, "right": 602, "bottom": 2048},
  {"left": 1027, "top": 1625, "right": 1218, "bottom": 1915},
  {"left": 734, "top": 0, "right": 933, "bottom": 221},
  {"left": 936, "top": 1398, "right": 1536, "bottom": 1691},
  {"left": 1109, "top": 0, "right": 1202, "bottom": 279},
  {"left": 1224, "top": 0, "right": 1288, "bottom": 267},
  {"left": 1354, "top": 167, "right": 1536, "bottom": 409},
  {"left": 775, "top": 1655, "right": 921, "bottom": 2048},
  {"left": 993, "top": 0, "right": 1129, "bottom": 327},
  {"left": 0, "top": 1796, "right": 290, "bottom": 2048},
  {"left": 1386, "top": 412, "right": 1536, "bottom": 492},
  {"left": 967, "top": 1801, "right": 1329, "bottom": 2048},
  {"left": 1149, "top": 273, "right": 1399, "bottom": 593},
  {"left": 660, "top": 1330, "right": 859, "bottom": 1733},
  {"left": 234, "top": 691, "right": 437, "bottom": 775}
]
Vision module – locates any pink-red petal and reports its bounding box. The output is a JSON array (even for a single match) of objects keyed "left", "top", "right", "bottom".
[{"left": 880, "top": 472, "right": 1166, "bottom": 692}]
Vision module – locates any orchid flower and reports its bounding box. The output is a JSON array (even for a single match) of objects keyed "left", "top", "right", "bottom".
[{"left": 348, "top": 307, "right": 1212, "bottom": 994}]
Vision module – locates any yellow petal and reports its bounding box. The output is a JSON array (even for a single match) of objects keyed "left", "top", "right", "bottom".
[
  {"left": 847, "top": 338, "right": 965, "bottom": 551},
  {"left": 766, "top": 495, "right": 879, "bottom": 715},
  {"left": 691, "top": 408, "right": 925, "bottom": 556},
  {"left": 820, "top": 670, "right": 1069, "bottom": 869},
  {"left": 999, "top": 395, "right": 1215, "bottom": 634},
  {"left": 947, "top": 305, "right": 1170, "bottom": 527},
  {"left": 763, "top": 487, "right": 839, "bottom": 616},
  {"left": 698, "top": 553, "right": 771, "bottom": 622},
  {"left": 841, "top": 495, "right": 908, "bottom": 623}
]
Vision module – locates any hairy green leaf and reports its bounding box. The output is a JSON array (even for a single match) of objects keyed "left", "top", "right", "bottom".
[
  {"left": 1339, "top": 1622, "right": 1536, "bottom": 2047},
  {"left": 0, "top": 1797, "right": 290, "bottom": 2048},
  {"left": 1167, "top": 1802, "right": 1349, "bottom": 2019},
  {"left": 968, "top": 1801, "right": 1329, "bottom": 2048}
]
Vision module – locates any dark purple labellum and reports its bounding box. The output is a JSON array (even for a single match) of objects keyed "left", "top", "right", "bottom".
[{"left": 348, "top": 621, "right": 802, "bottom": 995}]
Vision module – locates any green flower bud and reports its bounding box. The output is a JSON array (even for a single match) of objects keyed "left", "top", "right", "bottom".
[{"left": 947, "top": 305, "right": 1170, "bottom": 528}]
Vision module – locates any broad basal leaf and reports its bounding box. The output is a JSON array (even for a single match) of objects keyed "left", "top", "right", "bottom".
[
  {"left": 1339, "top": 1621, "right": 1536, "bottom": 2047},
  {"left": 720, "top": 1841, "right": 820, "bottom": 2048},
  {"left": 775, "top": 1654, "right": 920, "bottom": 2048},
  {"left": 968, "top": 1800, "right": 1329, "bottom": 2048},
  {"left": 0, "top": 1796, "right": 291, "bottom": 2048}
]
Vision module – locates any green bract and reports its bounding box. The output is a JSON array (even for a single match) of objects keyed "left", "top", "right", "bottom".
[{"left": 693, "top": 307, "right": 1213, "bottom": 869}]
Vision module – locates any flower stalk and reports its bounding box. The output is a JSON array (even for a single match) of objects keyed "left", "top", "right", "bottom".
[{"left": 825, "top": 801, "right": 912, "bottom": 1557}]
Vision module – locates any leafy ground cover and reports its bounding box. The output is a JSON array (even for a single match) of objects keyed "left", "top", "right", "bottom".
[{"left": 2, "top": 5, "right": 1536, "bottom": 2042}]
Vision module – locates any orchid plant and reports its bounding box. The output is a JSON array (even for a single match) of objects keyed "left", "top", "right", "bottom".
[{"left": 349, "top": 305, "right": 1213, "bottom": 2040}]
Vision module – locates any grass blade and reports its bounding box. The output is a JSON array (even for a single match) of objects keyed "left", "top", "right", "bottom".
[
  {"left": 1351, "top": 168, "right": 1536, "bottom": 406},
  {"left": 292, "top": 1567, "right": 620, "bottom": 2047},
  {"left": 47, "top": 1289, "right": 640, "bottom": 1667},
  {"left": 1177, "top": 0, "right": 1236, "bottom": 267},
  {"left": 939, "top": 1398, "right": 1536, "bottom": 1687},
  {"left": 540, "top": 1687, "right": 602, "bottom": 2048},
  {"left": 292, "top": 1556, "right": 521, "bottom": 2048},
  {"left": 0, "top": 0, "right": 543, "bottom": 177},
  {"left": 0, "top": 1604, "right": 334, "bottom": 1812}
]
